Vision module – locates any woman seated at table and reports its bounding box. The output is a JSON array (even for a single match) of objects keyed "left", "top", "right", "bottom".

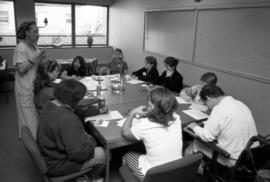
[
  {"left": 131, "top": 56, "right": 159, "bottom": 83},
  {"left": 37, "top": 79, "right": 106, "bottom": 177},
  {"left": 34, "top": 59, "right": 106, "bottom": 118},
  {"left": 155, "top": 57, "right": 183, "bottom": 93},
  {"left": 61, "top": 56, "right": 87, "bottom": 79},
  {"left": 99, "top": 48, "right": 128, "bottom": 75},
  {"left": 180, "top": 72, "right": 218, "bottom": 102},
  {"left": 121, "top": 87, "right": 183, "bottom": 181}
]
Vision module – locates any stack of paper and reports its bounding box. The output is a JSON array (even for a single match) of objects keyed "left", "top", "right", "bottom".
[
  {"left": 188, "top": 103, "right": 208, "bottom": 112},
  {"left": 126, "top": 79, "right": 144, "bottom": 85},
  {"left": 85, "top": 110, "right": 124, "bottom": 123},
  {"left": 175, "top": 96, "right": 190, "bottom": 104},
  {"left": 80, "top": 77, "right": 107, "bottom": 91},
  {"left": 182, "top": 109, "right": 209, "bottom": 120}
]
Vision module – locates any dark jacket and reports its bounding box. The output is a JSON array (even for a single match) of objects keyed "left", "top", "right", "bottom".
[
  {"left": 132, "top": 67, "right": 159, "bottom": 83},
  {"left": 37, "top": 102, "right": 97, "bottom": 176},
  {"left": 156, "top": 70, "right": 183, "bottom": 93},
  {"left": 66, "top": 66, "right": 86, "bottom": 77}
]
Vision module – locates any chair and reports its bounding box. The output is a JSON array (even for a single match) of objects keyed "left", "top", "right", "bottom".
[
  {"left": 20, "top": 126, "right": 93, "bottom": 182},
  {"left": 119, "top": 153, "right": 203, "bottom": 182},
  {"left": 199, "top": 134, "right": 270, "bottom": 182},
  {"left": 0, "top": 59, "right": 10, "bottom": 104},
  {"left": 90, "top": 59, "right": 98, "bottom": 76}
]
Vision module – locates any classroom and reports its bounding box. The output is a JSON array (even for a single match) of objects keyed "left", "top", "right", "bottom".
[{"left": 0, "top": 0, "right": 270, "bottom": 182}]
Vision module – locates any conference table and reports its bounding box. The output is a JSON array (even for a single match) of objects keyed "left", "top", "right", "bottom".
[{"left": 81, "top": 75, "right": 207, "bottom": 182}]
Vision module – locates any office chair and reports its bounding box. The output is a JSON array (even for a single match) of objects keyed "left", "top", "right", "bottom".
[
  {"left": 90, "top": 59, "right": 98, "bottom": 75},
  {"left": 199, "top": 135, "right": 270, "bottom": 182},
  {"left": 20, "top": 126, "right": 93, "bottom": 182},
  {"left": 119, "top": 153, "right": 203, "bottom": 182}
]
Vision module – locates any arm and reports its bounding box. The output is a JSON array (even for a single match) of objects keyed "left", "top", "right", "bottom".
[
  {"left": 190, "top": 108, "right": 221, "bottom": 142},
  {"left": 121, "top": 106, "right": 147, "bottom": 140},
  {"left": 132, "top": 68, "right": 145, "bottom": 77},
  {"left": 15, "top": 49, "right": 47, "bottom": 76}
]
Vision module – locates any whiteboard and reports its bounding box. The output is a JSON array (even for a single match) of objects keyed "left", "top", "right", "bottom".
[
  {"left": 144, "top": 10, "right": 196, "bottom": 61},
  {"left": 194, "top": 7, "right": 270, "bottom": 80}
]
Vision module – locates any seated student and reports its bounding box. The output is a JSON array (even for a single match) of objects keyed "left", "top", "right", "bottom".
[
  {"left": 185, "top": 84, "right": 258, "bottom": 167},
  {"left": 131, "top": 56, "right": 159, "bottom": 83},
  {"left": 156, "top": 57, "right": 183, "bottom": 93},
  {"left": 34, "top": 59, "right": 106, "bottom": 118},
  {"left": 100, "top": 48, "right": 128, "bottom": 75},
  {"left": 121, "top": 87, "right": 183, "bottom": 181},
  {"left": 37, "top": 79, "right": 106, "bottom": 177},
  {"left": 180, "top": 72, "right": 217, "bottom": 102},
  {"left": 61, "top": 56, "right": 87, "bottom": 79},
  {"left": 34, "top": 59, "right": 60, "bottom": 112}
]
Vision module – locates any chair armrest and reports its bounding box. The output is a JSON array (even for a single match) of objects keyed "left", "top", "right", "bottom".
[{"left": 184, "top": 127, "right": 230, "bottom": 158}]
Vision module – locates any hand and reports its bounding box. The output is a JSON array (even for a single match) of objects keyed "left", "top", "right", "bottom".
[
  {"left": 166, "top": 70, "right": 173, "bottom": 77},
  {"left": 130, "top": 106, "right": 148, "bottom": 117},
  {"left": 187, "top": 122, "right": 198, "bottom": 130},
  {"left": 33, "top": 49, "right": 47, "bottom": 64}
]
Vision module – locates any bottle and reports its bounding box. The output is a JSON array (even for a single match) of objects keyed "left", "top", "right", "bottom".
[{"left": 96, "top": 80, "right": 101, "bottom": 96}]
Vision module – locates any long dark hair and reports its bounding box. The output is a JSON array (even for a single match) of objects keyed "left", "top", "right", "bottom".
[
  {"left": 71, "top": 56, "right": 86, "bottom": 76},
  {"left": 145, "top": 56, "right": 157, "bottom": 68},
  {"left": 147, "top": 87, "right": 178, "bottom": 126},
  {"left": 34, "top": 59, "right": 60, "bottom": 95},
  {"left": 17, "top": 21, "right": 36, "bottom": 40}
]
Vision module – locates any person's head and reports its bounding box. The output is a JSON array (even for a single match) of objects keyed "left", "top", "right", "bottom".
[
  {"left": 200, "top": 84, "right": 225, "bottom": 110},
  {"left": 144, "top": 56, "right": 157, "bottom": 69},
  {"left": 164, "top": 57, "right": 179, "bottom": 71},
  {"left": 72, "top": 56, "right": 86, "bottom": 71},
  {"left": 17, "top": 21, "right": 39, "bottom": 43},
  {"left": 147, "top": 87, "right": 178, "bottom": 126},
  {"left": 54, "top": 79, "right": 87, "bottom": 109},
  {"left": 112, "top": 48, "right": 123, "bottom": 61},
  {"left": 200, "top": 72, "right": 218, "bottom": 86},
  {"left": 34, "top": 59, "right": 60, "bottom": 95}
]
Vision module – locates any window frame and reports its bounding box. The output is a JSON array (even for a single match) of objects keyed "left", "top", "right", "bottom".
[
  {"left": 0, "top": 0, "right": 17, "bottom": 48},
  {"left": 34, "top": 1, "right": 109, "bottom": 48}
]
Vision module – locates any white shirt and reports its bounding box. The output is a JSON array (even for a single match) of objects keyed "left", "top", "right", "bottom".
[
  {"left": 193, "top": 96, "right": 257, "bottom": 160},
  {"left": 13, "top": 41, "right": 40, "bottom": 95},
  {"left": 131, "top": 113, "right": 183, "bottom": 175}
]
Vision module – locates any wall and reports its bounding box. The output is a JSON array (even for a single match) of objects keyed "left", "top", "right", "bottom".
[{"left": 109, "top": 0, "right": 270, "bottom": 135}]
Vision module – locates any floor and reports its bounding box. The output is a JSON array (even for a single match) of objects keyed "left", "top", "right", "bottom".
[{"left": 0, "top": 88, "right": 123, "bottom": 182}]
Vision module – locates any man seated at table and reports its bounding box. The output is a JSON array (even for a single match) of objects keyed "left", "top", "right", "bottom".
[
  {"left": 37, "top": 79, "right": 106, "bottom": 178},
  {"left": 185, "top": 84, "right": 257, "bottom": 167}
]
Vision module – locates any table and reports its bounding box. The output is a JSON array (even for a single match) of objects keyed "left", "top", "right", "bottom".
[
  {"left": 83, "top": 76, "right": 206, "bottom": 182},
  {"left": 56, "top": 58, "right": 97, "bottom": 75}
]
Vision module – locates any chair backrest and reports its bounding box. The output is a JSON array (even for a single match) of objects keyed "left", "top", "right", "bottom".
[
  {"left": 21, "top": 126, "right": 48, "bottom": 175},
  {"left": 144, "top": 153, "right": 203, "bottom": 182},
  {"left": 91, "top": 59, "right": 98, "bottom": 75}
]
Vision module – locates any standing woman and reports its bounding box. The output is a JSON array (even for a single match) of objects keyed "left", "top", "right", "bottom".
[{"left": 13, "top": 21, "right": 46, "bottom": 138}]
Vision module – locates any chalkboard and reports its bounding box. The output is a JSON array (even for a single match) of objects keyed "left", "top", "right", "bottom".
[
  {"left": 194, "top": 6, "right": 270, "bottom": 80},
  {"left": 144, "top": 9, "right": 196, "bottom": 61}
]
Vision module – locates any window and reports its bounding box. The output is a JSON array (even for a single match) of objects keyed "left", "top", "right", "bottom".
[
  {"left": 0, "top": 1, "right": 16, "bottom": 46},
  {"left": 35, "top": 3, "right": 72, "bottom": 46},
  {"left": 75, "top": 5, "right": 107, "bottom": 45},
  {"left": 35, "top": 3, "right": 108, "bottom": 47}
]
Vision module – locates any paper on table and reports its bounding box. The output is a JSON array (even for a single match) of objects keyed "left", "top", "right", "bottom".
[
  {"left": 182, "top": 109, "right": 209, "bottom": 120},
  {"left": 93, "top": 120, "right": 110, "bottom": 127},
  {"left": 54, "top": 79, "right": 62, "bottom": 84},
  {"left": 189, "top": 103, "right": 208, "bottom": 112},
  {"left": 85, "top": 110, "right": 124, "bottom": 123},
  {"left": 80, "top": 77, "right": 107, "bottom": 91},
  {"left": 175, "top": 96, "right": 190, "bottom": 104},
  {"left": 116, "top": 117, "right": 142, "bottom": 127},
  {"left": 126, "top": 79, "right": 144, "bottom": 85}
]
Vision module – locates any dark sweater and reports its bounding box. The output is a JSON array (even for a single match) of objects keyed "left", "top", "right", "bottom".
[
  {"left": 132, "top": 67, "right": 159, "bottom": 83},
  {"left": 37, "top": 102, "right": 97, "bottom": 176},
  {"left": 156, "top": 70, "right": 183, "bottom": 93},
  {"left": 66, "top": 66, "right": 86, "bottom": 77}
]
